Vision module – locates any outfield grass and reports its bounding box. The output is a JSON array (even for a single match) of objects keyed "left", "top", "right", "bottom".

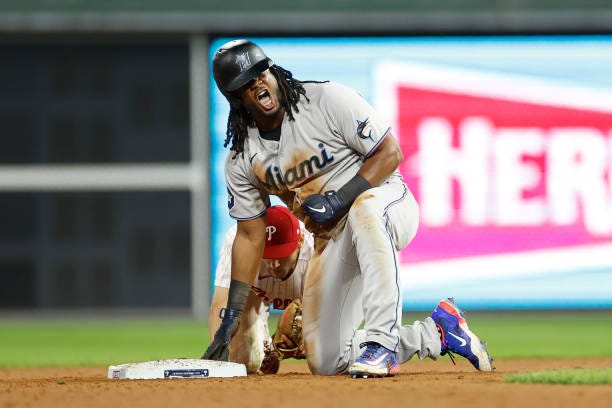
[
  {"left": 505, "top": 368, "right": 612, "bottom": 385},
  {"left": 0, "top": 311, "right": 610, "bottom": 368},
  {"left": 0, "top": 319, "right": 210, "bottom": 368}
]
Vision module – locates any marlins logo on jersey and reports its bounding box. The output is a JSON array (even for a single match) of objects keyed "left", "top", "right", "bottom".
[
  {"left": 356, "top": 118, "right": 375, "bottom": 142},
  {"left": 227, "top": 187, "right": 235, "bottom": 209}
]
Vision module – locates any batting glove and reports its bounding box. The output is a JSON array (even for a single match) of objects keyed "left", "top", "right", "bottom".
[
  {"left": 301, "top": 191, "right": 345, "bottom": 224},
  {"left": 201, "top": 307, "right": 241, "bottom": 361}
]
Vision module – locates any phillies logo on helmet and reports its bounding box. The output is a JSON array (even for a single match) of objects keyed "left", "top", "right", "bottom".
[
  {"left": 235, "top": 52, "right": 252, "bottom": 72},
  {"left": 265, "top": 225, "right": 277, "bottom": 241}
]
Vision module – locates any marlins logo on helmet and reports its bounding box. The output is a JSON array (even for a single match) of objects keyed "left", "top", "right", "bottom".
[{"left": 235, "top": 52, "right": 252, "bottom": 72}]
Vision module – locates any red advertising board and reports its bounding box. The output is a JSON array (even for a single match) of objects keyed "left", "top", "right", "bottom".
[{"left": 375, "top": 62, "right": 612, "bottom": 263}]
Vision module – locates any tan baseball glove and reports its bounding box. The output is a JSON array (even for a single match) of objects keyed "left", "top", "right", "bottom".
[{"left": 272, "top": 299, "right": 306, "bottom": 360}]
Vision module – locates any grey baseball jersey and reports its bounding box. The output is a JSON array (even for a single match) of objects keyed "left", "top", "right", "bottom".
[
  {"left": 224, "top": 81, "right": 441, "bottom": 374},
  {"left": 225, "top": 81, "right": 403, "bottom": 221}
]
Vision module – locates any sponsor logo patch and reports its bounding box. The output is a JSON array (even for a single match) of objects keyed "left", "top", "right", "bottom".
[{"left": 164, "top": 369, "right": 210, "bottom": 378}]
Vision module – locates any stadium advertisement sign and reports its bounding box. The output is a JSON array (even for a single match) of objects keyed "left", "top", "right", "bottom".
[{"left": 210, "top": 36, "right": 612, "bottom": 309}]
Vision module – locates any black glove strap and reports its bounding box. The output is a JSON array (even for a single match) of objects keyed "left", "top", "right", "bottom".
[
  {"left": 227, "top": 279, "right": 251, "bottom": 311},
  {"left": 337, "top": 174, "right": 372, "bottom": 206},
  {"left": 218, "top": 307, "right": 242, "bottom": 320}
]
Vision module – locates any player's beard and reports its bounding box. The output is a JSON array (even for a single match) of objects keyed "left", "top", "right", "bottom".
[{"left": 251, "top": 99, "right": 284, "bottom": 130}]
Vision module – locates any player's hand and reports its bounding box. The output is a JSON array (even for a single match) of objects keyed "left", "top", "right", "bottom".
[
  {"left": 301, "top": 191, "right": 345, "bottom": 224},
  {"left": 201, "top": 307, "right": 240, "bottom": 361},
  {"left": 257, "top": 340, "right": 281, "bottom": 375}
]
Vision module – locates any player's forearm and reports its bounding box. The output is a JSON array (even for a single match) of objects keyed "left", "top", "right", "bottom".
[
  {"left": 301, "top": 135, "right": 404, "bottom": 224},
  {"left": 234, "top": 293, "right": 264, "bottom": 350},
  {"left": 230, "top": 246, "right": 263, "bottom": 285},
  {"left": 225, "top": 218, "right": 266, "bottom": 312},
  {"left": 231, "top": 219, "right": 266, "bottom": 285},
  {"left": 335, "top": 135, "right": 402, "bottom": 207},
  {"left": 357, "top": 132, "right": 403, "bottom": 187}
]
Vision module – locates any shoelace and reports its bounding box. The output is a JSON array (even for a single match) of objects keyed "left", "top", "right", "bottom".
[
  {"left": 358, "top": 342, "right": 383, "bottom": 360},
  {"left": 435, "top": 323, "right": 457, "bottom": 366},
  {"left": 442, "top": 350, "right": 457, "bottom": 365}
]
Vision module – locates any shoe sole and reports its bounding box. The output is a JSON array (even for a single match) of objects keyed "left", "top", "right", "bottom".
[
  {"left": 439, "top": 300, "right": 493, "bottom": 372},
  {"left": 350, "top": 373, "right": 386, "bottom": 378},
  {"left": 348, "top": 363, "right": 400, "bottom": 378}
]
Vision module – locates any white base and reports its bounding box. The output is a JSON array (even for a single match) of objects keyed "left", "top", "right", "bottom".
[{"left": 107, "top": 358, "right": 247, "bottom": 379}]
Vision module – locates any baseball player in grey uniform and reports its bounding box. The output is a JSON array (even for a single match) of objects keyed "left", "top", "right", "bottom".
[
  {"left": 208, "top": 205, "right": 313, "bottom": 374},
  {"left": 203, "top": 39, "right": 493, "bottom": 377}
]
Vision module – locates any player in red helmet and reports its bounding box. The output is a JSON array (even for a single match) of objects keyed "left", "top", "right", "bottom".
[{"left": 207, "top": 205, "right": 313, "bottom": 374}]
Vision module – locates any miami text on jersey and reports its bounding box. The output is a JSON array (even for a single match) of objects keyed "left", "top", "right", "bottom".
[{"left": 260, "top": 142, "right": 335, "bottom": 191}]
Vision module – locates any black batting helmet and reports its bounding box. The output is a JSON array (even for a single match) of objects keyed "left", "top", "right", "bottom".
[{"left": 212, "top": 39, "right": 274, "bottom": 100}]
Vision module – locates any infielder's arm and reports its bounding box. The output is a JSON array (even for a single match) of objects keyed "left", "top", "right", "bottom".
[
  {"left": 209, "top": 286, "right": 229, "bottom": 342},
  {"left": 228, "top": 292, "right": 267, "bottom": 373},
  {"left": 202, "top": 216, "right": 267, "bottom": 361},
  {"left": 209, "top": 285, "right": 269, "bottom": 372},
  {"left": 209, "top": 286, "right": 265, "bottom": 343}
]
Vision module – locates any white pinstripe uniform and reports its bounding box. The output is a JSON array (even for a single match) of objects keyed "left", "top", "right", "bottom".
[
  {"left": 214, "top": 223, "right": 313, "bottom": 370},
  {"left": 225, "top": 81, "right": 442, "bottom": 375}
]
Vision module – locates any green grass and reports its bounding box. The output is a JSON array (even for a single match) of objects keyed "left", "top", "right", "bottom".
[
  {"left": 0, "top": 319, "right": 209, "bottom": 368},
  {"left": 0, "top": 311, "right": 610, "bottom": 368},
  {"left": 505, "top": 368, "right": 612, "bottom": 385}
]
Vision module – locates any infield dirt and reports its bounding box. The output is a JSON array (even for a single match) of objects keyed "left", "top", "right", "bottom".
[{"left": 1, "top": 358, "right": 610, "bottom": 408}]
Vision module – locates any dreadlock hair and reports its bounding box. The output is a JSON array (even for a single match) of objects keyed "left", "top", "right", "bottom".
[{"left": 224, "top": 65, "right": 313, "bottom": 157}]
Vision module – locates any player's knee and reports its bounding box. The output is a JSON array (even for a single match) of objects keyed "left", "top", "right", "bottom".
[
  {"left": 305, "top": 336, "right": 359, "bottom": 375},
  {"left": 304, "top": 340, "right": 345, "bottom": 375},
  {"left": 347, "top": 192, "right": 381, "bottom": 229},
  {"left": 306, "top": 355, "right": 338, "bottom": 376}
]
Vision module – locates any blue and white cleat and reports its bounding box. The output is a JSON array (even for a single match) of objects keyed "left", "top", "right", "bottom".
[
  {"left": 431, "top": 297, "right": 493, "bottom": 371},
  {"left": 348, "top": 342, "right": 400, "bottom": 378}
]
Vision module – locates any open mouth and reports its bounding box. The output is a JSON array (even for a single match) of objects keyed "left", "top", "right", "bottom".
[{"left": 256, "top": 88, "right": 274, "bottom": 110}]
